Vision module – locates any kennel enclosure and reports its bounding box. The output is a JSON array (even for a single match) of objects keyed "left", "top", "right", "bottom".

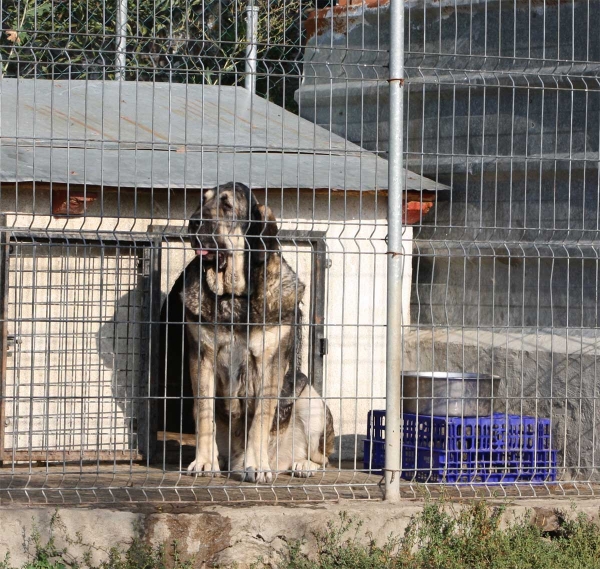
[{"left": 1, "top": 0, "right": 599, "bottom": 501}]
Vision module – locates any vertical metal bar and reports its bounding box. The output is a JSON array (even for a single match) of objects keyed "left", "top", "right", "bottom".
[
  {"left": 0, "top": 224, "right": 8, "bottom": 463},
  {"left": 115, "top": 0, "right": 128, "bottom": 79},
  {"left": 142, "top": 237, "right": 162, "bottom": 463},
  {"left": 149, "top": 238, "right": 163, "bottom": 463},
  {"left": 385, "top": 0, "right": 405, "bottom": 503},
  {"left": 244, "top": 1, "right": 259, "bottom": 93},
  {"left": 310, "top": 236, "right": 327, "bottom": 395}
]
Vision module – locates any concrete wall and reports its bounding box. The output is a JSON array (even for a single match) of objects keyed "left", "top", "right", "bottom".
[
  {"left": 2, "top": 186, "right": 411, "bottom": 461},
  {"left": 1, "top": 500, "right": 599, "bottom": 568}
]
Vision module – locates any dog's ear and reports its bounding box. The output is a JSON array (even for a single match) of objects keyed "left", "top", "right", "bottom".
[
  {"left": 248, "top": 203, "right": 279, "bottom": 263},
  {"left": 200, "top": 187, "right": 216, "bottom": 212}
]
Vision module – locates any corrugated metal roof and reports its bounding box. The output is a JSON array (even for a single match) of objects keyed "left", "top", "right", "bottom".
[{"left": 1, "top": 79, "right": 447, "bottom": 192}]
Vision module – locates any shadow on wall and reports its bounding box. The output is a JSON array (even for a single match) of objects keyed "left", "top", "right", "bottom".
[
  {"left": 97, "top": 288, "right": 164, "bottom": 458},
  {"left": 333, "top": 434, "right": 367, "bottom": 462}
]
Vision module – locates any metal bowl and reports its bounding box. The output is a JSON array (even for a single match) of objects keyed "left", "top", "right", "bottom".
[{"left": 402, "top": 372, "right": 500, "bottom": 417}]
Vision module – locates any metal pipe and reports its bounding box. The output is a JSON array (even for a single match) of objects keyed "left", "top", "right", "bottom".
[
  {"left": 384, "top": 0, "right": 405, "bottom": 503},
  {"left": 115, "top": 0, "right": 128, "bottom": 79},
  {"left": 244, "top": 3, "right": 259, "bottom": 93}
]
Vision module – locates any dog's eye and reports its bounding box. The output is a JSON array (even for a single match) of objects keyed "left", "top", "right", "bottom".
[{"left": 221, "top": 195, "right": 232, "bottom": 211}]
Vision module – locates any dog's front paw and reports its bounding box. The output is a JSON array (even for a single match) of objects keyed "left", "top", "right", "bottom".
[
  {"left": 241, "top": 452, "right": 274, "bottom": 483},
  {"left": 291, "top": 460, "right": 322, "bottom": 478},
  {"left": 243, "top": 466, "right": 273, "bottom": 484},
  {"left": 187, "top": 455, "right": 221, "bottom": 477}
]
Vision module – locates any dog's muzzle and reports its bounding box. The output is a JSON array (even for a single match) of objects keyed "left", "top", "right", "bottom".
[
  {"left": 194, "top": 243, "right": 228, "bottom": 273},
  {"left": 189, "top": 219, "right": 230, "bottom": 273}
]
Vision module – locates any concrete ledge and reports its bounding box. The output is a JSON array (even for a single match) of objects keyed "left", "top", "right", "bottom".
[{"left": 1, "top": 498, "right": 600, "bottom": 568}]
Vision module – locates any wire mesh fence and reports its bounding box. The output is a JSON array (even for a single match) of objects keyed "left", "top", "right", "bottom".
[{"left": 0, "top": 0, "right": 599, "bottom": 504}]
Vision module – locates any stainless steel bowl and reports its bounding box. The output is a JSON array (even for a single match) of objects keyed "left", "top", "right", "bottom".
[{"left": 402, "top": 372, "right": 500, "bottom": 416}]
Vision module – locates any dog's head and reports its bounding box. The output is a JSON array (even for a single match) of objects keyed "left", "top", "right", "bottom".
[{"left": 188, "top": 182, "right": 279, "bottom": 296}]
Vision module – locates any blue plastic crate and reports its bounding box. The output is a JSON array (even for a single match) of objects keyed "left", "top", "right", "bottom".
[
  {"left": 364, "top": 439, "right": 557, "bottom": 483},
  {"left": 367, "top": 410, "right": 387, "bottom": 441},
  {"left": 364, "top": 411, "right": 557, "bottom": 484},
  {"left": 367, "top": 410, "right": 553, "bottom": 452}
]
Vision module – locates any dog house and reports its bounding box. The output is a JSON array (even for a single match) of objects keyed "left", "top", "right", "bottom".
[{"left": 0, "top": 78, "right": 447, "bottom": 465}]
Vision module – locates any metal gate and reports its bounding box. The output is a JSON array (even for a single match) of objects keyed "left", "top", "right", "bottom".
[{"left": 1, "top": 236, "right": 155, "bottom": 464}]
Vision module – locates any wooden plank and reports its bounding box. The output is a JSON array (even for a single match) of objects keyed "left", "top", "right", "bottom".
[{"left": 4, "top": 450, "right": 144, "bottom": 462}]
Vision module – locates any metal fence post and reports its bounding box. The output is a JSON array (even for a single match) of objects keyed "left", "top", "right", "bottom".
[
  {"left": 115, "top": 0, "right": 128, "bottom": 79},
  {"left": 244, "top": 1, "right": 259, "bottom": 93},
  {"left": 385, "top": 0, "right": 405, "bottom": 503}
]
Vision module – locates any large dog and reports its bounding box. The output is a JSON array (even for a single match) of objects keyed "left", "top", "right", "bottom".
[{"left": 182, "top": 182, "right": 334, "bottom": 483}]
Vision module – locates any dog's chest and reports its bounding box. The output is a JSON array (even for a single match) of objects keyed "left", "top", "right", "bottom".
[
  {"left": 196, "top": 294, "right": 248, "bottom": 324},
  {"left": 209, "top": 330, "right": 258, "bottom": 412},
  {"left": 183, "top": 263, "right": 249, "bottom": 324}
]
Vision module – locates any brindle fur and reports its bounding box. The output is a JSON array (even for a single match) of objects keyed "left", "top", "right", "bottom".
[{"left": 183, "top": 182, "right": 334, "bottom": 483}]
